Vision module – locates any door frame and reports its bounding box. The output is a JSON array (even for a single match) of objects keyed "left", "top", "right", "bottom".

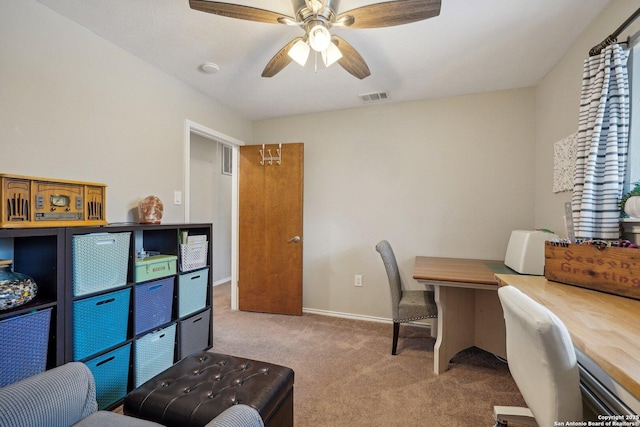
[{"left": 183, "top": 119, "right": 244, "bottom": 310}]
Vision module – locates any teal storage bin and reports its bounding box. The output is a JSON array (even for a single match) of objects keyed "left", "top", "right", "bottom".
[
  {"left": 135, "top": 255, "right": 177, "bottom": 283},
  {"left": 72, "top": 232, "right": 131, "bottom": 296},
  {"left": 73, "top": 288, "right": 130, "bottom": 360},
  {"left": 134, "top": 323, "right": 176, "bottom": 387},
  {"left": 178, "top": 268, "right": 209, "bottom": 317},
  {"left": 85, "top": 343, "right": 131, "bottom": 410}
]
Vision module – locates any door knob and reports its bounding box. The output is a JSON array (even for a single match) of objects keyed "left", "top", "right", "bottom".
[{"left": 288, "top": 236, "right": 301, "bottom": 243}]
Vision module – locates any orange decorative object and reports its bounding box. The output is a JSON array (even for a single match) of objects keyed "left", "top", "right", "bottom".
[{"left": 138, "top": 196, "right": 163, "bottom": 224}]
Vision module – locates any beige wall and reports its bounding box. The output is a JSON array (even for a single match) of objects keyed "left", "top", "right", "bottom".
[
  {"left": 254, "top": 89, "right": 536, "bottom": 319},
  {"left": 534, "top": 0, "right": 640, "bottom": 236},
  {"left": 0, "top": 1, "right": 251, "bottom": 224}
]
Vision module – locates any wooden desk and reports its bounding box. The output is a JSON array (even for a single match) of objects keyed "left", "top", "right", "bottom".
[
  {"left": 496, "top": 274, "right": 640, "bottom": 409},
  {"left": 413, "top": 257, "right": 509, "bottom": 374}
]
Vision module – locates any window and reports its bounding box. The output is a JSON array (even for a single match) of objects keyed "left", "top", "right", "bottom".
[{"left": 626, "top": 36, "right": 640, "bottom": 192}]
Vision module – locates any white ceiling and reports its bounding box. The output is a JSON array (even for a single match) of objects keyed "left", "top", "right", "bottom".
[{"left": 36, "top": 0, "right": 611, "bottom": 121}]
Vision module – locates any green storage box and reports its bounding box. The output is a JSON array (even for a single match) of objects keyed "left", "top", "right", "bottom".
[{"left": 135, "top": 255, "right": 177, "bottom": 283}]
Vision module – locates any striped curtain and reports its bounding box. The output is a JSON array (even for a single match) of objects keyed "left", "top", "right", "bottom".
[{"left": 572, "top": 44, "right": 630, "bottom": 240}]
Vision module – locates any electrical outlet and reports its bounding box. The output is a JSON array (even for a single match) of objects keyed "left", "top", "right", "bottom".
[{"left": 355, "top": 274, "right": 363, "bottom": 287}]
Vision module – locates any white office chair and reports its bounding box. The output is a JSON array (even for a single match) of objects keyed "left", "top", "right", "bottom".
[{"left": 493, "top": 286, "right": 582, "bottom": 427}]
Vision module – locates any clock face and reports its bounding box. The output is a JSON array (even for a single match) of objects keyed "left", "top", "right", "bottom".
[{"left": 50, "top": 194, "right": 70, "bottom": 208}]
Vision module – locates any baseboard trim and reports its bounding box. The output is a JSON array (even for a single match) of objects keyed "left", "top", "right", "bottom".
[
  {"left": 218, "top": 282, "right": 433, "bottom": 329},
  {"left": 212, "top": 277, "right": 231, "bottom": 287},
  {"left": 303, "top": 307, "right": 390, "bottom": 323},
  {"left": 302, "top": 307, "right": 434, "bottom": 329}
]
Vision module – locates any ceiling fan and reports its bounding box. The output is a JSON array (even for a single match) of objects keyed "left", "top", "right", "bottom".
[{"left": 189, "top": 0, "right": 441, "bottom": 79}]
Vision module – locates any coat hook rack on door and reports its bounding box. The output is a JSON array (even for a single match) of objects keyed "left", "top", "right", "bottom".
[{"left": 260, "top": 144, "right": 282, "bottom": 166}]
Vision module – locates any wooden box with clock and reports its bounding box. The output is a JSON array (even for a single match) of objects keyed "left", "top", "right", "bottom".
[{"left": 1, "top": 174, "right": 107, "bottom": 228}]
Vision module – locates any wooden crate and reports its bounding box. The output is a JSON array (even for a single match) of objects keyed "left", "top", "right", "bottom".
[
  {"left": 1, "top": 174, "right": 107, "bottom": 228},
  {"left": 544, "top": 242, "right": 640, "bottom": 300}
]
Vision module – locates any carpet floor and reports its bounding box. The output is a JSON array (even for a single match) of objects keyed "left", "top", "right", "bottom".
[{"left": 210, "top": 283, "right": 527, "bottom": 427}]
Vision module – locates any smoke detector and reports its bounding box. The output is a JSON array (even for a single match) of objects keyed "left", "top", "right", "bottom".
[{"left": 200, "top": 62, "right": 220, "bottom": 74}]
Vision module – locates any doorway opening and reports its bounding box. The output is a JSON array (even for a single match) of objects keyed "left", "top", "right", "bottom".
[{"left": 183, "top": 119, "right": 244, "bottom": 310}]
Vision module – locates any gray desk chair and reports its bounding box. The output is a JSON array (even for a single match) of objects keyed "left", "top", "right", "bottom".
[
  {"left": 494, "top": 286, "right": 582, "bottom": 426},
  {"left": 375, "top": 240, "right": 437, "bottom": 355}
]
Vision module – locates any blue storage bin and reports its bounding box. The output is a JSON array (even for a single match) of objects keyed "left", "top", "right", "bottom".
[
  {"left": 0, "top": 308, "right": 51, "bottom": 387},
  {"left": 178, "top": 308, "right": 211, "bottom": 359},
  {"left": 178, "top": 268, "right": 208, "bottom": 317},
  {"left": 134, "top": 323, "right": 176, "bottom": 387},
  {"left": 72, "top": 232, "right": 131, "bottom": 296},
  {"left": 85, "top": 343, "right": 131, "bottom": 410},
  {"left": 134, "top": 277, "right": 174, "bottom": 335},
  {"left": 73, "top": 288, "right": 130, "bottom": 360}
]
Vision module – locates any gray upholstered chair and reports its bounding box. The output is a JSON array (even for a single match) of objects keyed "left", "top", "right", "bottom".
[
  {"left": 493, "top": 286, "right": 582, "bottom": 426},
  {"left": 375, "top": 240, "right": 437, "bottom": 355},
  {"left": 0, "top": 362, "right": 264, "bottom": 427}
]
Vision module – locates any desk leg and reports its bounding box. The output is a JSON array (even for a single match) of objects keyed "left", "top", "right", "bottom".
[
  {"left": 433, "top": 285, "right": 476, "bottom": 374},
  {"left": 474, "top": 289, "right": 506, "bottom": 359}
]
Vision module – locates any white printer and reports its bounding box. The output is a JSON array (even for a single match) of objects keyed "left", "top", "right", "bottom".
[{"left": 504, "top": 230, "right": 558, "bottom": 275}]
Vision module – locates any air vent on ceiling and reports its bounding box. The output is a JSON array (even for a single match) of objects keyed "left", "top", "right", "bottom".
[{"left": 359, "top": 91, "right": 390, "bottom": 103}]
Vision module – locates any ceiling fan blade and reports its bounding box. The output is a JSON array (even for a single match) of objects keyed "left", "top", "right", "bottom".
[
  {"left": 189, "top": 1, "right": 294, "bottom": 24},
  {"left": 333, "top": 15, "right": 355, "bottom": 27},
  {"left": 262, "top": 37, "right": 303, "bottom": 78},
  {"left": 332, "top": 36, "right": 370, "bottom": 79},
  {"left": 278, "top": 17, "right": 303, "bottom": 26},
  {"left": 337, "top": 0, "right": 441, "bottom": 29}
]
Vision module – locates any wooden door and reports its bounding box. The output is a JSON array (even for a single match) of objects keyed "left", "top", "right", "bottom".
[{"left": 239, "top": 142, "right": 303, "bottom": 315}]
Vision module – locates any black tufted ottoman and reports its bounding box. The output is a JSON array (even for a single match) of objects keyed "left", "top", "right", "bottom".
[{"left": 123, "top": 352, "right": 294, "bottom": 427}]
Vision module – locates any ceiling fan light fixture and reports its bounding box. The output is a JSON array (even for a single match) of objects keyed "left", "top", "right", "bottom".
[
  {"left": 308, "top": 24, "right": 331, "bottom": 52},
  {"left": 191, "top": 0, "right": 442, "bottom": 79},
  {"left": 322, "top": 42, "right": 343, "bottom": 67},
  {"left": 288, "top": 39, "right": 311, "bottom": 66}
]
